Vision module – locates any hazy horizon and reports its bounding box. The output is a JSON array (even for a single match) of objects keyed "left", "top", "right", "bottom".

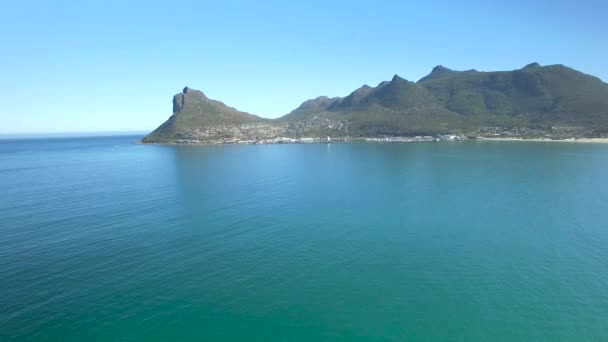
[{"left": 0, "top": 130, "right": 150, "bottom": 138}]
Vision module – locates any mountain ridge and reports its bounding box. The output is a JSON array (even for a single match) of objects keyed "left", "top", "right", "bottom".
[{"left": 143, "top": 63, "right": 608, "bottom": 143}]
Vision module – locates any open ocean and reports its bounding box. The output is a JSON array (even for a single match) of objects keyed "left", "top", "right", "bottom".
[{"left": 1, "top": 135, "right": 608, "bottom": 341}]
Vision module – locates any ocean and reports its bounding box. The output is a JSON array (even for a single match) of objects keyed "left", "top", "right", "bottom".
[{"left": 1, "top": 135, "right": 607, "bottom": 341}]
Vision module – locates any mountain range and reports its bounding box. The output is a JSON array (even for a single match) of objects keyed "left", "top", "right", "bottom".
[{"left": 142, "top": 63, "right": 608, "bottom": 143}]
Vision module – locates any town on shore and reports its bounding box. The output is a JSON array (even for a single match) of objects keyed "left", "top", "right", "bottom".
[
  {"left": 142, "top": 64, "right": 608, "bottom": 145},
  {"left": 166, "top": 124, "right": 605, "bottom": 145},
  {"left": 173, "top": 134, "right": 468, "bottom": 145}
]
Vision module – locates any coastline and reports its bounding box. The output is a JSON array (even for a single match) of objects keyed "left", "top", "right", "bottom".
[
  {"left": 137, "top": 136, "right": 608, "bottom": 146},
  {"left": 136, "top": 137, "right": 608, "bottom": 146},
  {"left": 477, "top": 137, "right": 608, "bottom": 143}
]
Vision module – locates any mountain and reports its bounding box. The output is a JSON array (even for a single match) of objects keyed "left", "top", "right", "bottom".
[
  {"left": 142, "top": 87, "right": 264, "bottom": 143},
  {"left": 418, "top": 63, "right": 608, "bottom": 129},
  {"left": 142, "top": 64, "right": 608, "bottom": 143}
]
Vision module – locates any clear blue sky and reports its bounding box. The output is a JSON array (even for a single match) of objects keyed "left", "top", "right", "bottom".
[{"left": 1, "top": 0, "right": 607, "bottom": 133}]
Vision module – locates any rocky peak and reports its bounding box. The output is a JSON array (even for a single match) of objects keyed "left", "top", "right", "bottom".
[
  {"left": 392, "top": 74, "right": 404, "bottom": 82},
  {"left": 338, "top": 84, "right": 374, "bottom": 107},
  {"left": 182, "top": 86, "right": 207, "bottom": 98},
  {"left": 387, "top": 75, "right": 412, "bottom": 87},
  {"left": 426, "top": 65, "right": 456, "bottom": 78},
  {"left": 352, "top": 84, "right": 372, "bottom": 95},
  {"left": 432, "top": 65, "right": 452, "bottom": 73},
  {"left": 523, "top": 62, "right": 541, "bottom": 69},
  {"left": 172, "top": 86, "right": 208, "bottom": 113},
  {"left": 298, "top": 96, "right": 339, "bottom": 110},
  {"left": 418, "top": 65, "right": 458, "bottom": 82}
]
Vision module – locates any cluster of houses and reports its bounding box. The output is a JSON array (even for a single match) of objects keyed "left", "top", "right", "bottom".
[
  {"left": 477, "top": 126, "right": 597, "bottom": 139},
  {"left": 287, "top": 117, "right": 347, "bottom": 136},
  {"left": 364, "top": 135, "right": 468, "bottom": 143},
  {"left": 477, "top": 127, "right": 547, "bottom": 137},
  {"left": 219, "top": 136, "right": 335, "bottom": 144},
  {"left": 174, "top": 134, "right": 469, "bottom": 145},
  {"left": 173, "top": 119, "right": 351, "bottom": 144}
]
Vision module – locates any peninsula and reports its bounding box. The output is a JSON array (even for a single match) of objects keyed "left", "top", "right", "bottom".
[{"left": 142, "top": 63, "right": 608, "bottom": 144}]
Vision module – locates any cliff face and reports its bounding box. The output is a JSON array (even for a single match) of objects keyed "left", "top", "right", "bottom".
[
  {"left": 172, "top": 87, "right": 208, "bottom": 113},
  {"left": 143, "top": 63, "right": 608, "bottom": 143}
]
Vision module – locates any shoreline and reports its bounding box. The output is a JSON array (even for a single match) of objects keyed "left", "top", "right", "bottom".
[
  {"left": 137, "top": 137, "right": 608, "bottom": 146},
  {"left": 477, "top": 137, "right": 608, "bottom": 143}
]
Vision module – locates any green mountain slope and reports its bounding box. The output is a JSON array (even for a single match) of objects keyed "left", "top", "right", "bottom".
[
  {"left": 142, "top": 87, "right": 264, "bottom": 143},
  {"left": 143, "top": 64, "right": 608, "bottom": 143},
  {"left": 419, "top": 63, "right": 608, "bottom": 129},
  {"left": 282, "top": 63, "right": 608, "bottom": 135}
]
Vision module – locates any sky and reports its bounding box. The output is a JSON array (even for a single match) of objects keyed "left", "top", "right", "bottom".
[{"left": 0, "top": 0, "right": 607, "bottom": 134}]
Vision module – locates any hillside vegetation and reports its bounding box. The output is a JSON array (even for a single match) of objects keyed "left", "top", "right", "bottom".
[{"left": 143, "top": 64, "right": 608, "bottom": 142}]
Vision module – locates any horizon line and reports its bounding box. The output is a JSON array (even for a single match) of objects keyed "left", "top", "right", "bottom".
[{"left": 0, "top": 130, "right": 150, "bottom": 139}]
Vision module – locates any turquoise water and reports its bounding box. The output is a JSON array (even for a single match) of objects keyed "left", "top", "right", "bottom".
[{"left": 1, "top": 136, "right": 608, "bottom": 341}]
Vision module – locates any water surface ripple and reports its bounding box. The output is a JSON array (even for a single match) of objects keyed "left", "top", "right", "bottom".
[{"left": 1, "top": 136, "right": 607, "bottom": 340}]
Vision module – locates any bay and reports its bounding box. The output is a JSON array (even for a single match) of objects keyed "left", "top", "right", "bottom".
[{"left": 1, "top": 136, "right": 607, "bottom": 341}]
